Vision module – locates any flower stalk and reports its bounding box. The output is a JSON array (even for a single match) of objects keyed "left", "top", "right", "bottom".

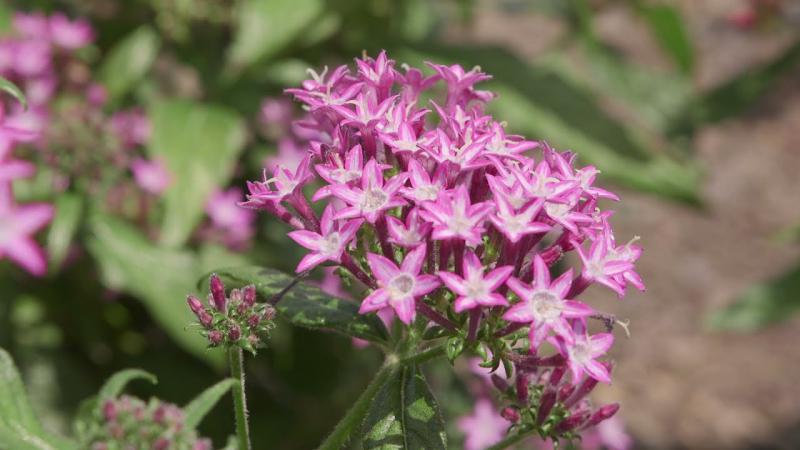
[{"left": 229, "top": 347, "right": 252, "bottom": 450}]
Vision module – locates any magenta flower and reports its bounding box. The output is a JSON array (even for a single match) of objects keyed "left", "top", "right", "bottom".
[
  {"left": 313, "top": 144, "right": 365, "bottom": 200},
  {"left": 243, "top": 156, "right": 313, "bottom": 206},
  {"left": 288, "top": 205, "right": 363, "bottom": 272},
  {"left": 484, "top": 122, "right": 539, "bottom": 159},
  {"left": 457, "top": 399, "right": 509, "bottom": 450},
  {"left": 439, "top": 251, "right": 513, "bottom": 313},
  {"left": 110, "top": 109, "right": 151, "bottom": 149},
  {"left": 549, "top": 332, "right": 614, "bottom": 383},
  {"left": 13, "top": 13, "right": 50, "bottom": 39},
  {"left": 359, "top": 246, "right": 440, "bottom": 324},
  {"left": 0, "top": 199, "right": 53, "bottom": 276},
  {"left": 420, "top": 186, "right": 493, "bottom": 246},
  {"left": 205, "top": 188, "right": 256, "bottom": 247},
  {"left": 400, "top": 159, "right": 446, "bottom": 203},
  {"left": 503, "top": 255, "right": 593, "bottom": 351},
  {"left": 386, "top": 208, "right": 430, "bottom": 248},
  {"left": 572, "top": 235, "right": 635, "bottom": 297},
  {"left": 489, "top": 195, "right": 550, "bottom": 243},
  {"left": 131, "top": 157, "right": 171, "bottom": 195},
  {"left": 331, "top": 159, "right": 407, "bottom": 223},
  {"left": 49, "top": 13, "right": 94, "bottom": 49}
]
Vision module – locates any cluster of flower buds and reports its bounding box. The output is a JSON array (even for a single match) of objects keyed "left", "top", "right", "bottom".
[
  {"left": 242, "top": 51, "right": 643, "bottom": 440},
  {"left": 89, "top": 395, "right": 213, "bottom": 450},
  {"left": 187, "top": 274, "right": 276, "bottom": 353}
]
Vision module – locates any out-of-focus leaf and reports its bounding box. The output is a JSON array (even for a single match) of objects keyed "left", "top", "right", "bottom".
[
  {"left": 670, "top": 41, "right": 800, "bottom": 137},
  {"left": 46, "top": 194, "right": 83, "bottom": 273},
  {"left": 399, "top": 46, "right": 700, "bottom": 203},
  {"left": 400, "top": 0, "right": 438, "bottom": 42},
  {"left": 0, "top": 348, "right": 75, "bottom": 450},
  {"left": 360, "top": 365, "right": 446, "bottom": 449},
  {"left": 208, "top": 266, "right": 389, "bottom": 343},
  {"left": 98, "top": 26, "right": 160, "bottom": 102},
  {"left": 226, "top": 0, "right": 323, "bottom": 72},
  {"left": 96, "top": 369, "right": 157, "bottom": 403},
  {"left": 636, "top": 3, "right": 694, "bottom": 74},
  {"left": 147, "top": 100, "right": 246, "bottom": 247},
  {"left": 709, "top": 261, "right": 800, "bottom": 331},
  {"left": 183, "top": 378, "right": 236, "bottom": 428},
  {"left": 0, "top": 76, "right": 27, "bottom": 109},
  {"left": 0, "top": 3, "right": 11, "bottom": 32},
  {"left": 86, "top": 213, "right": 231, "bottom": 367}
]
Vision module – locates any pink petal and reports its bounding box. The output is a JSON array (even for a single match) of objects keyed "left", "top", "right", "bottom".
[
  {"left": 360, "top": 289, "right": 390, "bottom": 313},
  {"left": 551, "top": 269, "right": 574, "bottom": 298},
  {"left": 4, "top": 237, "right": 47, "bottom": 276},
  {"left": 366, "top": 252, "right": 400, "bottom": 284},
  {"left": 439, "top": 272, "right": 468, "bottom": 296},
  {"left": 506, "top": 277, "right": 532, "bottom": 301},
  {"left": 391, "top": 296, "right": 416, "bottom": 324},
  {"left": 288, "top": 230, "right": 322, "bottom": 251},
  {"left": 584, "top": 360, "right": 612, "bottom": 383},
  {"left": 401, "top": 245, "right": 426, "bottom": 274},
  {"left": 484, "top": 266, "right": 513, "bottom": 291},
  {"left": 532, "top": 254, "right": 550, "bottom": 288},
  {"left": 502, "top": 302, "right": 534, "bottom": 323},
  {"left": 412, "top": 275, "right": 440, "bottom": 296},
  {"left": 15, "top": 203, "right": 53, "bottom": 233},
  {"left": 562, "top": 300, "right": 593, "bottom": 318},
  {"left": 296, "top": 253, "right": 329, "bottom": 273},
  {"left": 454, "top": 296, "right": 478, "bottom": 313},
  {"left": 590, "top": 333, "right": 615, "bottom": 355}
]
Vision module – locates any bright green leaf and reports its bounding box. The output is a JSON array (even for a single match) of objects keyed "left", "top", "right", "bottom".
[
  {"left": 360, "top": 365, "right": 446, "bottom": 449},
  {"left": 147, "top": 100, "right": 246, "bottom": 247},
  {"left": 226, "top": 0, "right": 323, "bottom": 72},
  {"left": 183, "top": 378, "right": 237, "bottom": 428},
  {"left": 98, "top": 26, "right": 160, "bottom": 102},
  {"left": 46, "top": 194, "right": 83, "bottom": 273},
  {"left": 0, "top": 76, "right": 27, "bottom": 109},
  {"left": 96, "top": 369, "right": 157, "bottom": 404},
  {"left": 637, "top": 3, "right": 694, "bottom": 74},
  {"left": 208, "top": 266, "right": 389, "bottom": 343},
  {"left": 708, "top": 261, "right": 800, "bottom": 331}
]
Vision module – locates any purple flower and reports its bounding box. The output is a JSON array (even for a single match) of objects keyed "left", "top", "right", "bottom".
[
  {"left": 244, "top": 156, "right": 313, "bottom": 205},
  {"left": 313, "top": 144, "right": 365, "bottom": 200},
  {"left": 457, "top": 399, "right": 509, "bottom": 450},
  {"left": 503, "top": 255, "right": 593, "bottom": 351},
  {"left": 131, "top": 157, "right": 171, "bottom": 195},
  {"left": 331, "top": 159, "right": 407, "bottom": 224},
  {"left": 0, "top": 199, "right": 53, "bottom": 276},
  {"left": 439, "top": 251, "right": 513, "bottom": 313},
  {"left": 400, "top": 159, "right": 446, "bottom": 203},
  {"left": 288, "top": 205, "right": 363, "bottom": 272},
  {"left": 359, "top": 246, "right": 440, "bottom": 324},
  {"left": 572, "top": 234, "right": 635, "bottom": 297},
  {"left": 419, "top": 186, "right": 493, "bottom": 246},
  {"left": 49, "top": 13, "right": 94, "bottom": 49},
  {"left": 549, "top": 332, "right": 614, "bottom": 383},
  {"left": 489, "top": 195, "right": 550, "bottom": 243},
  {"left": 206, "top": 188, "right": 256, "bottom": 247},
  {"left": 385, "top": 208, "right": 430, "bottom": 248}
]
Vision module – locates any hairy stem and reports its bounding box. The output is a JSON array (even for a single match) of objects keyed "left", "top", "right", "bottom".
[
  {"left": 229, "top": 347, "right": 251, "bottom": 450},
  {"left": 317, "top": 363, "right": 397, "bottom": 450}
]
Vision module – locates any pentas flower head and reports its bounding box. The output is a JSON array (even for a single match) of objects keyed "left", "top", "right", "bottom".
[
  {"left": 244, "top": 52, "right": 645, "bottom": 441},
  {"left": 130, "top": 157, "right": 172, "bottom": 196}
]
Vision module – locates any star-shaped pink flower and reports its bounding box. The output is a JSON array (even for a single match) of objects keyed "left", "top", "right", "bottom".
[
  {"left": 288, "top": 205, "right": 363, "bottom": 272},
  {"left": 419, "top": 186, "right": 493, "bottom": 246},
  {"left": 439, "top": 251, "right": 513, "bottom": 313},
  {"left": 549, "top": 332, "right": 614, "bottom": 383},
  {"left": 330, "top": 159, "right": 408, "bottom": 223},
  {"left": 0, "top": 199, "right": 53, "bottom": 276}
]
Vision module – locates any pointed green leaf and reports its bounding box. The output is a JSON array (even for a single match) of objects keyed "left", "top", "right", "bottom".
[
  {"left": 183, "top": 378, "right": 237, "bottom": 428},
  {"left": 46, "top": 194, "right": 83, "bottom": 273},
  {"left": 360, "top": 365, "right": 447, "bottom": 449},
  {"left": 708, "top": 261, "right": 800, "bottom": 331},
  {"left": 636, "top": 3, "right": 694, "bottom": 74},
  {"left": 98, "top": 26, "right": 160, "bottom": 102},
  {"left": 226, "top": 0, "right": 323, "bottom": 72},
  {"left": 147, "top": 100, "right": 246, "bottom": 247},
  {"left": 97, "top": 369, "right": 157, "bottom": 403},
  {"left": 208, "top": 266, "right": 389, "bottom": 342},
  {"left": 0, "top": 76, "right": 27, "bottom": 109}
]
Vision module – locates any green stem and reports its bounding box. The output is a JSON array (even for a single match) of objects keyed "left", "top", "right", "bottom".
[
  {"left": 485, "top": 428, "right": 537, "bottom": 450},
  {"left": 400, "top": 344, "right": 446, "bottom": 365},
  {"left": 229, "top": 347, "right": 251, "bottom": 450},
  {"left": 317, "top": 363, "right": 398, "bottom": 450}
]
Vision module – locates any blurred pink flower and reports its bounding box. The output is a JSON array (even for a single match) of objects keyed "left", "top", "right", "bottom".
[
  {"left": 110, "top": 109, "right": 151, "bottom": 149},
  {"left": 457, "top": 399, "right": 510, "bottom": 450},
  {"left": 205, "top": 187, "right": 256, "bottom": 247},
  {"left": 48, "top": 13, "right": 94, "bottom": 50},
  {"left": 0, "top": 198, "right": 53, "bottom": 276},
  {"left": 131, "top": 157, "right": 171, "bottom": 195}
]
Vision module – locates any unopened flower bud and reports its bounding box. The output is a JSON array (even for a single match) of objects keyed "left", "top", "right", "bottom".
[
  {"left": 230, "top": 288, "right": 243, "bottom": 304},
  {"left": 198, "top": 311, "right": 213, "bottom": 328},
  {"left": 536, "top": 389, "right": 556, "bottom": 425},
  {"left": 209, "top": 274, "right": 227, "bottom": 312},
  {"left": 247, "top": 314, "right": 260, "bottom": 328},
  {"left": 583, "top": 403, "right": 620, "bottom": 429},
  {"left": 263, "top": 305, "right": 276, "bottom": 321},
  {"left": 555, "top": 410, "right": 590, "bottom": 434},
  {"left": 564, "top": 375, "right": 599, "bottom": 409},
  {"left": 558, "top": 384, "right": 575, "bottom": 402},
  {"left": 228, "top": 325, "right": 241, "bottom": 341},
  {"left": 208, "top": 330, "right": 223, "bottom": 346},
  {"left": 490, "top": 374, "right": 509, "bottom": 392},
  {"left": 102, "top": 400, "right": 117, "bottom": 421},
  {"left": 501, "top": 407, "right": 520, "bottom": 423},
  {"left": 187, "top": 295, "right": 204, "bottom": 316},
  {"left": 548, "top": 367, "right": 566, "bottom": 386},
  {"left": 243, "top": 285, "right": 256, "bottom": 307},
  {"left": 154, "top": 437, "right": 171, "bottom": 450},
  {"left": 516, "top": 373, "right": 529, "bottom": 403}
]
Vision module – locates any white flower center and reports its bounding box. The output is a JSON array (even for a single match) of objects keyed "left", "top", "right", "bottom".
[
  {"left": 388, "top": 274, "right": 415, "bottom": 298},
  {"left": 331, "top": 168, "right": 360, "bottom": 184},
  {"left": 361, "top": 189, "right": 388, "bottom": 211},
  {"left": 449, "top": 213, "right": 472, "bottom": 234},
  {"left": 319, "top": 232, "right": 342, "bottom": 257},
  {"left": 415, "top": 185, "right": 439, "bottom": 201},
  {"left": 544, "top": 201, "right": 570, "bottom": 219},
  {"left": 464, "top": 277, "right": 489, "bottom": 300},
  {"left": 569, "top": 342, "right": 592, "bottom": 365},
  {"left": 531, "top": 291, "right": 563, "bottom": 322}
]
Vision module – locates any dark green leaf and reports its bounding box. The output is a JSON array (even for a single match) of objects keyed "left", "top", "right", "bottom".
[
  {"left": 183, "top": 378, "right": 237, "bottom": 428},
  {"left": 636, "top": 3, "right": 694, "bottom": 74},
  {"left": 209, "top": 266, "right": 389, "bottom": 342},
  {"left": 46, "top": 194, "right": 83, "bottom": 273},
  {"left": 226, "top": 0, "right": 324, "bottom": 72},
  {"left": 360, "top": 365, "right": 447, "bottom": 449},
  {"left": 98, "top": 26, "right": 160, "bottom": 102},
  {"left": 445, "top": 337, "right": 464, "bottom": 365},
  {"left": 148, "top": 100, "right": 246, "bottom": 247},
  {"left": 0, "top": 76, "right": 27, "bottom": 109},
  {"left": 708, "top": 261, "right": 800, "bottom": 331},
  {"left": 97, "top": 369, "right": 157, "bottom": 403}
]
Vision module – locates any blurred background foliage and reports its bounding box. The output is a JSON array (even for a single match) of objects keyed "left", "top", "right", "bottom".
[{"left": 2, "top": 0, "right": 800, "bottom": 448}]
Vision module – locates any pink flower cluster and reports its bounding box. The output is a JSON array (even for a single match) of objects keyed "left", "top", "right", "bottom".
[{"left": 243, "top": 52, "right": 644, "bottom": 391}]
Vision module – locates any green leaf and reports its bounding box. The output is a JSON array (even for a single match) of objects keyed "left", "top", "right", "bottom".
[
  {"left": 708, "top": 261, "right": 800, "bottom": 331},
  {"left": 360, "top": 365, "right": 447, "bottom": 449},
  {"left": 86, "top": 213, "right": 233, "bottom": 366},
  {"left": 670, "top": 41, "right": 800, "bottom": 137},
  {"left": 46, "top": 194, "right": 83, "bottom": 273},
  {"left": 208, "top": 266, "right": 389, "bottom": 343},
  {"left": 445, "top": 337, "right": 464, "bottom": 365},
  {"left": 183, "top": 378, "right": 237, "bottom": 428},
  {"left": 97, "top": 369, "right": 157, "bottom": 403},
  {"left": 98, "top": 26, "right": 160, "bottom": 102},
  {"left": 0, "top": 348, "right": 75, "bottom": 450},
  {"left": 0, "top": 76, "right": 27, "bottom": 109},
  {"left": 636, "top": 3, "right": 694, "bottom": 74},
  {"left": 226, "top": 0, "right": 324, "bottom": 72},
  {"left": 147, "top": 100, "right": 246, "bottom": 247}
]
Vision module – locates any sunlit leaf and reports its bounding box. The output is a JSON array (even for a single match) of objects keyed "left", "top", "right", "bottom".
[
  {"left": 208, "top": 266, "right": 390, "bottom": 342},
  {"left": 360, "top": 365, "right": 447, "bottom": 449},
  {"left": 636, "top": 3, "right": 694, "bottom": 74},
  {"left": 46, "top": 194, "right": 83, "bottom": 273},
  {"left": 0, "top": 76, "right": 27, "bottom": 109},
  {"left": 183, "top": 378, "right": 236, "bottom": 428},
  {"left": 98, "top": 26, "right": 160, "bottom": 102},
  {"left": 147, "top": 100, "right": 246, "bottom": 247}
]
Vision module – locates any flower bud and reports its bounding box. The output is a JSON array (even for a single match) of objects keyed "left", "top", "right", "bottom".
[
  {"left": 490, "top": 374, "right": 509, "bottom": 392},
  {"left": 243, "top": 285, "right": 256, "bottom": 307},
  {"left": 154, "top": 437, "right": 171, "bottom": 450},
  {"left": 187, "top": 295, "right": 204, "bottom": 316},
  {"left": 555, "top": 410, "right": 590, "bottom": 434},
  {"left": 230, "top": 288, "right": 243, "bottom": 304},
  {"left": 102, "top": 400, "right": 117, "bottom": 422},
  {"left": 208, "top": 330, "right": 223, "bottom": 346},
  {"left": 209, "top": 274, "right": 227, "bottom": 312},
  {"left": 564, "top": 375, "right": 599, "bottom": 409},
  {"left": 583, "top": 403, "right": 620, "bottom": 429},
  {"left": 516, "top": 372, "right": 529, "bottom": 403},
  {"left": 247, "top": 314, "right": 260, "bottom": 328},
  {"left": 263, "top": 305, "right": 276, "bottom": 321},
  {"left": 536, "top": 389, "right": 556, "bottom": 425},
  {"left": 500, "top": 407, "right": 520, "bottom": 423},
  {"left": 228, "top": 325, "right": 241, "bottom": 341},
  {"left": 198, "top": 311, "right": 213, "bottom": 328}
]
